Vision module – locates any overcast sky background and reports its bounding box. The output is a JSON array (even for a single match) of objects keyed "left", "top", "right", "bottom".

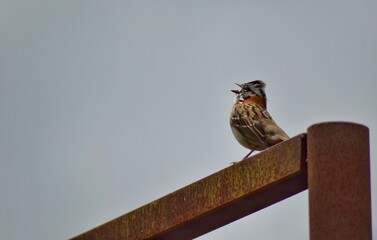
[{"left": 1, "top": 1, "right": 376, "bottom": 239}]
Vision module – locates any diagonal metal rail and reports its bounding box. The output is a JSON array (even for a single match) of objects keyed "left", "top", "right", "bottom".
[{"left": 71, "top": 134, "right": 307, "bottom": 240}]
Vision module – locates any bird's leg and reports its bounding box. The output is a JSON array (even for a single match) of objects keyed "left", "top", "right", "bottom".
[
  {"left": 230, "top": 150, "right": 255, "bottom": 165},
  {"left": 242, "top": 150, "right": 254, "bottom": 160}
]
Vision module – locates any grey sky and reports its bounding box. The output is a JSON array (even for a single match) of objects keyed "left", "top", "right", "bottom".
[{"left": 1, "top": 1, "right": 376, "bottom": 239}]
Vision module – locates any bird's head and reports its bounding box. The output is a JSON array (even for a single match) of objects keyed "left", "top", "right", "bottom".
[
  {"left": 232, "top": 80, "right": 266, "bottom": 99},
  {"left": 231, "top": 80, "right": 267, "bottom": 108}
]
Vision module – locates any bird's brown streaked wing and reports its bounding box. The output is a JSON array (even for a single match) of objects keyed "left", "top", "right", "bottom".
[
  {"left": 262, "top": 118, "right": 290, "bottom": 145},
  {"left": 230, "top": 104, "right": 270, "bottom": 148}
]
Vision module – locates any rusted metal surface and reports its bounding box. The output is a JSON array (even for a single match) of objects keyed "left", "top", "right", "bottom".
[
  {"left": 307, "top": 122, "right": 372, "bottom": 240},
  {"left": 71, "top": 134, "right": 307, "bottom": 240}
]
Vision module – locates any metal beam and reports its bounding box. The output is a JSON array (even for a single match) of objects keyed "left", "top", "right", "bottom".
[{"left": 71, "top": 134, "right": 307, "bottom": 240}]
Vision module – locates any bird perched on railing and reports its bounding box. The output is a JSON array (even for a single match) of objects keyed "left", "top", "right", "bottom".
[{"left": 230, "top": 80, "right": 289, "bottom": 161}]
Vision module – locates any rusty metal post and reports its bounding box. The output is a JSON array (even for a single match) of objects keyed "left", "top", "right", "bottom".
[{"left": 307, "top": 122, "right": 372, "bottom": 240}]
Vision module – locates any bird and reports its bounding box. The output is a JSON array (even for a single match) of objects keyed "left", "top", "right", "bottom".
[{"left": 230, "top": 80, "right": 289, "bottom": 161}]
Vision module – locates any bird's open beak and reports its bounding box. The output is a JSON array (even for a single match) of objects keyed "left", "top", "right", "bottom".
[{"left": 231, "top": 83, "right": 242, "bottom": 94}]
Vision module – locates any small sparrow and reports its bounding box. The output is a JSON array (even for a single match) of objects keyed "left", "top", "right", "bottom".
[{"left": 230, "top": 80, "right": 289, "bottom": 160}]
